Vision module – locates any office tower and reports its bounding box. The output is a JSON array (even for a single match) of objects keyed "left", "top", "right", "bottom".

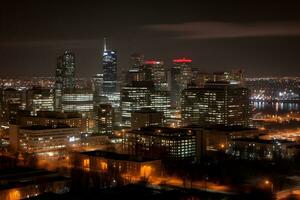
[
  {"left": 121, "top": 81, "right": 153, "bottom": 127},
  {"left": 130, "top": 53, "right": 144, "bottom": 70},
  {"left": 150, "top": 90, "right": 171, "bottom": 123},
  {"left": 171, "top": 58, "right": 193, "bottom": 106},
  {"left": 92, "top": 73, "right": 104, "bottom": 102},
  {"left": 56, "top": 51, "right": 76, "bottom": 90},
  {"left": 61, "top": 89, "right": 93, "bottom": 116},
  {"left": 1, "top": 88, "right": 22, "bottom": 124},
  {"left": 102, "top": 38, "right": 117, "bottom": 95},
  {"left": 54, "top": 50, "right": 76, "bottom": 111},
  {"left": 131, "top": 108, "right": 163, "bottom": 130},
  {"left": 61, "top": 88, "right": 94, "bottom": 132},
  {"left": 97, "top": 104, "right": 113, "bottom": 135},
  {"left": 145, "top": 60, "right": 168, "bottom": 91},
  {"left": 26, "top": 87, "right": 54, "bottom": 115},
  {"left": 181, "top": 81, "right": 251, "bottom": 127},
  {"left": 124, "top": 126, "right": 196, "bottom": 161}
]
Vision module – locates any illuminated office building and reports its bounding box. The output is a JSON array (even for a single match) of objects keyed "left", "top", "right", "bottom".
[
  {"left": 61, "top": 89, "right": 94, "bottom": 131},
  {"left": 212, "top": 70, "right": 245, "bottom": 85},
  {"left": 150, "top": 90, "right": 171, "bottom": 122},
  {"left": 10, "top": 125, "right": 80, "bottom": 155},
  {"left": 97, "top": 104, "right": 113, "bottom": 135},
  {"left": 102, "top": 38, "right": 117, "bottom": 95},
  {"left": 181, "top": 81, "right": 251, "bottom": 127},
  {"left": 171, "top": 58, "right": 193, "bottom": 106},
  {"left": 145, "top": 60, "right": 168, "bottom": 91},
  {"left": 26, "top": 87, "right": 54, "bottom": 115},
  {"left": 62, "top": 89, "right": 93, "bottom": 115},
  {"left": 54, "top": 50, "right": 76, "bottom": 111},
  {"left": 92, "top": 73, "right": 104, "bottom": 99},
  {"left": 124, "top": 126, "right": 196, "bottom": 161},
  {"left": 121, "top": 81, "right": 153, "bottom": 127},
  {"left": 1, "top": 88, "right": 22, "bottom": 124}
]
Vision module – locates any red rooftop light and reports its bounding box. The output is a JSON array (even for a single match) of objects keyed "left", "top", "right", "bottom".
[
  {"left": 173, "top": 58, "right": 192, "bottom": 63},
  {"left": 145, "top": 60, "right": 161, "bottom": 65}
]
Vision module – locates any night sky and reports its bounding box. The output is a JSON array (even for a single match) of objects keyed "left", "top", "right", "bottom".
[{"left": 1, "top": 1, "right": 300, "bottom": 77}]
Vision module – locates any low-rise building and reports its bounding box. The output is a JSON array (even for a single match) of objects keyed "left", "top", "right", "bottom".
[
  {"left": 124, "top": 126, "right": 197, "bottom": 161},
  {"left": 227, "top": 138, "right": 295, "bottom": 160},
  {"left": 72, "top": 150, "right": 161, "bottom": 180},
  {"left": 9, "top": 125, "right": 80, "bottom": 156}
]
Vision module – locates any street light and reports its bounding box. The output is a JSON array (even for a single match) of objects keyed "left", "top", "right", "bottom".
[{"left": 264, "top": 179, "right": 274, "bottom": 193}]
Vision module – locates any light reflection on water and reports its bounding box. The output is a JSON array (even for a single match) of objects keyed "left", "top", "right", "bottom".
[{"left": 253, "top": 101, "right": 299, "bottom": 114}]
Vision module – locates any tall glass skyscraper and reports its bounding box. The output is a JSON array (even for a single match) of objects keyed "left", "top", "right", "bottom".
[
  {"left": 54, "top": 50, "right": 76, "bottom": 111},
  {"left": 102, "top": 38, "right": 117, "bottom": 95},
  {"left": 55, "top": 51, "right": 76, "bottom": 90}
]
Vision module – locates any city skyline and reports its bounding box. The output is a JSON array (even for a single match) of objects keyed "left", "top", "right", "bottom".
[{"left": 1, "top": 1, "right": 300, "bottom": 77}]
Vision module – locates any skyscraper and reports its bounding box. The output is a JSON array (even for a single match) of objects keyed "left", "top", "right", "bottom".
[
  {"left": 55, "top": 51, "right": 76, "bottom": 90},
  {"left": 102, "top": 38, "right": 117, "bottom": 95},
  {"left": 129, "top": 53, "right": 144, "bottom": 70},
  {"left": 121, "top": 81, "right": 153, "bottom": 127},
  {"left": 54, "top": 50, "right": 76, "bottom": 111},
  {"left": 145, "top": 60, "right": 168, "bottom": 91},
  {"left": 171, "top": 58, "right": 193, "bottom": 106}
]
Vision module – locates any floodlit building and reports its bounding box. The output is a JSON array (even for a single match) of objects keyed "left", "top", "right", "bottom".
[
  {"left": 9, "top": 125, "right": 81, "bottom": 156},
  {"left": 72, "top": 150, "right": 161, "bottom": 179}
]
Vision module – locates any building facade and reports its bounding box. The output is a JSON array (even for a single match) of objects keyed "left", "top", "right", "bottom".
[
  {"left": 181, "top": 82, "right": 252, "bottom": 127},
  {"left": 124, "top": 126, "right": 197, "bottom": 161}
]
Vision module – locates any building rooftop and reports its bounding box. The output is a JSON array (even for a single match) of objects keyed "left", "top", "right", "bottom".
[
  {"left": 130, "top": 126, "right": 195, "bottom": 138},
  {"left": 133, "top": 108, "right": 161, "bottom": 113},
  {"left": 0, "top": 167, "right": 69, "bottom": 190},
  {"left": 231, "top": 138, "right": 294, "bottom": 145},
  {"left": 80, "top": 150, "right": 160, "bottom": 162},
  {"left": 21, "top": 125, "right": 74, "bottom": 130}
]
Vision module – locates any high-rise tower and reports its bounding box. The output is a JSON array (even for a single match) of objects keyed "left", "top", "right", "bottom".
[
  {"left": 102, "top": 38, "right": 117, "bottom": 95},
  {"left": 54, "top": 50, "right": 76, "bottom": 111}
]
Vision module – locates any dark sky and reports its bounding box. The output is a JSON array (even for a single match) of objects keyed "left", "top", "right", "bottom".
[{"left": 1, "top": 0, "right": 300, "bottom": 77}]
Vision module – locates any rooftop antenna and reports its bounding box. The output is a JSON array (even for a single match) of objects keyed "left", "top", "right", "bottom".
[{"left": 104, "top": 37, "right": 107, "bottom": 52}]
